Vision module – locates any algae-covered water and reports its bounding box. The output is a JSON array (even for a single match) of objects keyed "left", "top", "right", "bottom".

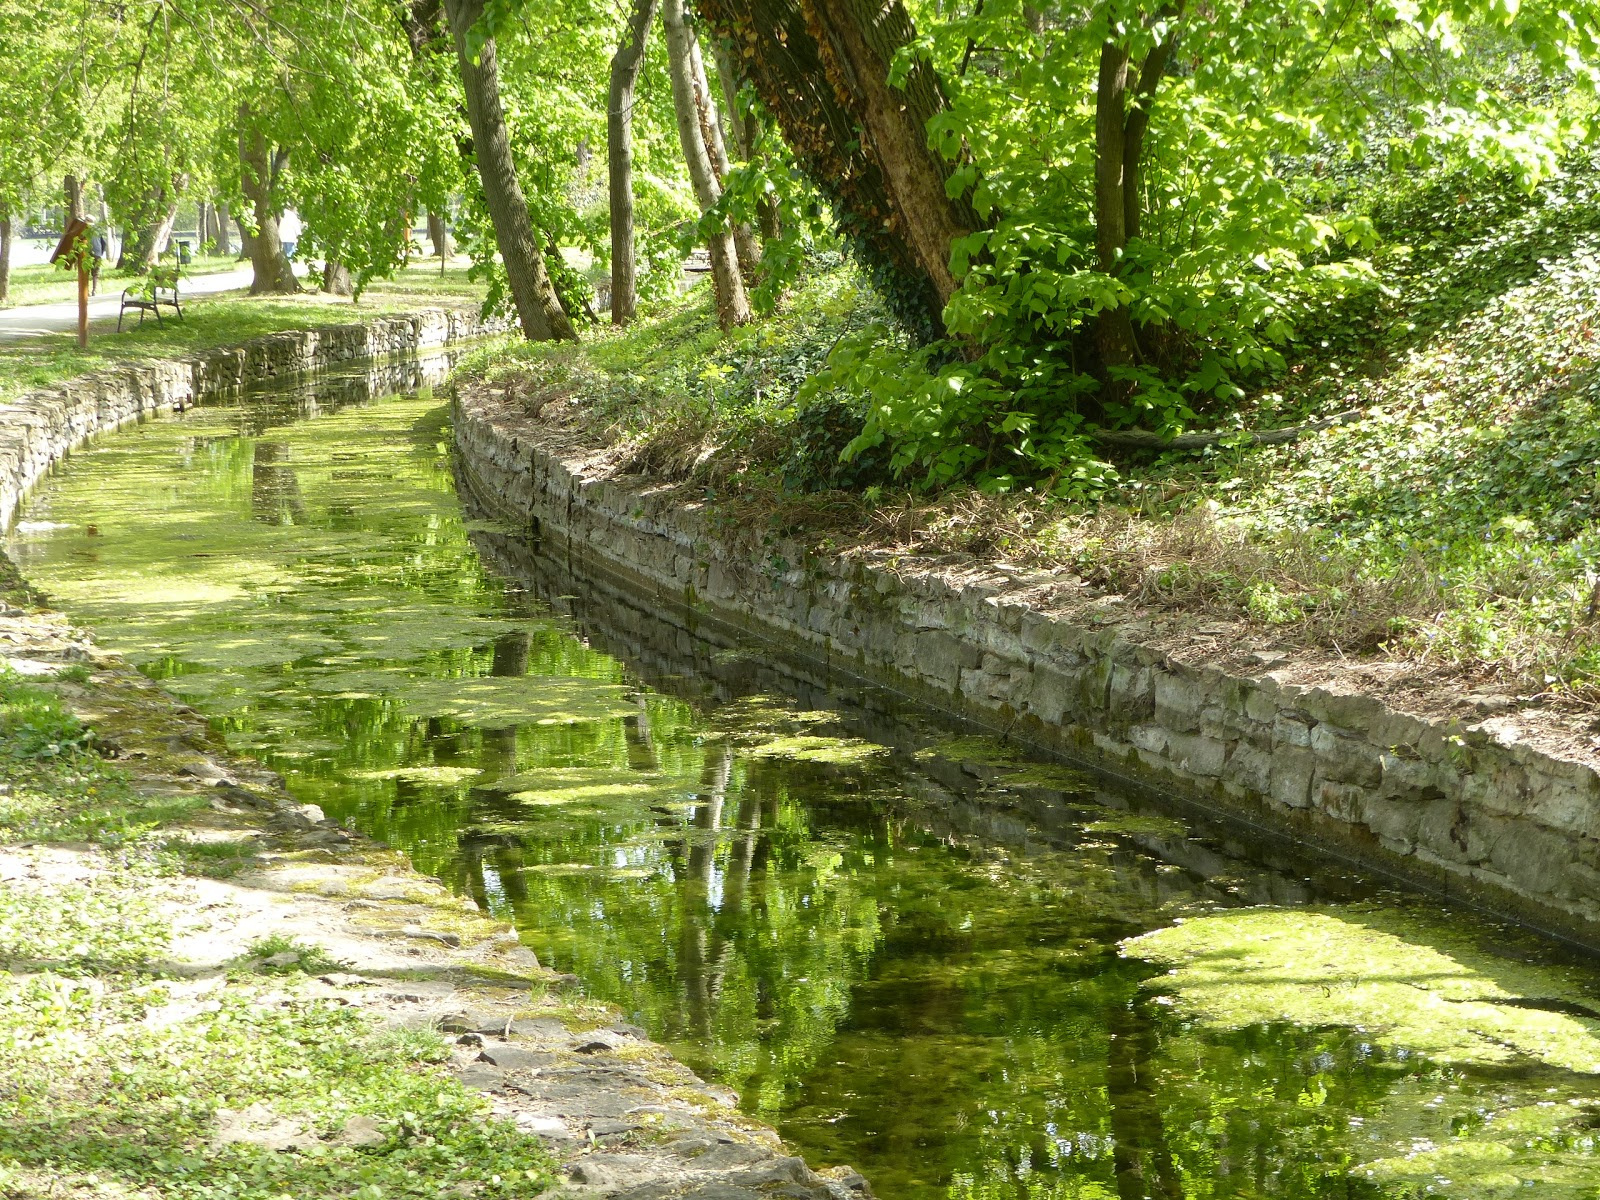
[{"left": 14, "top": 368, "right": 1600, "bottom": 1199}]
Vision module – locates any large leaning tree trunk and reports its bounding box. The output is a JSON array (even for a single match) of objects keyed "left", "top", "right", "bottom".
[
  {"left": 444, "top": 0, "right": 575, "bottom": 341},
  {"left": 0, "top": 206, "right": 11, "bottom": 305},
  {"left": 607, "top": 0, "right": 659, "bottom": 326},
  {"left": 695, "top": 0, "right": 979, "bottom": 339},
  {"left": 663, "top": 0, "right": 750, "bottom": 328},
  {"left": 1093, "top": 9, "right": 1181, "bottom": 389},
  {"left": 239, "top": 108, "right": 300, "bottom": 294}
]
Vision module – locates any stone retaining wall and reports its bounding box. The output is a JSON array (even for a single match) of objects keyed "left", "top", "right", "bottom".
[
  {"left": 455, "top": 388, "right": 1600, "bottom": 948},
  {"left": 0, "top": 308, "right": 498, "bottom": 528}
]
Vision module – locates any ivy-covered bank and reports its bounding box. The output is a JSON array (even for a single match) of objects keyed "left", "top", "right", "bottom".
[{"left": 457, "top": 154, "right": 1600, "bottom": 707}]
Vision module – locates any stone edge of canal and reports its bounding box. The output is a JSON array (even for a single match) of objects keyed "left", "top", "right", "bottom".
[{"left": 452, "top": 379, "right": 1600, "bottom": 956}]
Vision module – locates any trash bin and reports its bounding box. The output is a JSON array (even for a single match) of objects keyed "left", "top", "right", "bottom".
[{"left": 177, "top": 240, "right": 192, "bottom": 265}]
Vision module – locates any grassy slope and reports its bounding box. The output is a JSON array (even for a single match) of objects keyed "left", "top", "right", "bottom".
[
  {"left": 0, "top": 261, "right": 487, "bottom": 408},
  {"left": 462, "top": 167, "right": 1600, "bottom": 697}
]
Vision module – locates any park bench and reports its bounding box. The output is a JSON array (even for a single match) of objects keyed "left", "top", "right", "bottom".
[{"left": 118, "top": 264, "right": 183, "bottom": 331}]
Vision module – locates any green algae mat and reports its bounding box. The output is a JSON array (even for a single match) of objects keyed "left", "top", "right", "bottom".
[{"left": 14, "top": 368, "right": 1600, "bottom": 1200}]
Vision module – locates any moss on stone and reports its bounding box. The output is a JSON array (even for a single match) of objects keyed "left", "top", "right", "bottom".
[
  {"left": 349, "top": 766, "right": 484, "bottom": 786},
  {"left": 308, "top": 670, "right": 638, "bottom": 726},
  {"left": 914, "top": 734, "right": 1024, "bottom": 767},
  {"left": 1081, "top": 811, "right": 1188, "bottom": 838}
]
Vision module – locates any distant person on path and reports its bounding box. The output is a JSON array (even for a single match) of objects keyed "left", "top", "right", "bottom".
[
  {"left": 88, "top": 229, "right": 106, "bottom": 295},
  {"left": 279, "top": 209, "right": 302, "bottom": 261}
]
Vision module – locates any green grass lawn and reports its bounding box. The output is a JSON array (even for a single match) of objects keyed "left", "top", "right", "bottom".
[
  {"left": 2, "top": 253, "right": 244, "bottom": 309},
  {"left": 0, "top": 260, "right": 488, "bottom": 408}
]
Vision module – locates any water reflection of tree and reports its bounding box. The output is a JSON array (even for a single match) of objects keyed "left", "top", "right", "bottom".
[
  {"left": 1105, "top": 988, "right": 1184, "bottom": 1200},
  {"left": 250, "top": 442, "right": 309, "bottom": 525},
  {"left": 677, "top": 740, "right": 732, "bottom": 1038}
]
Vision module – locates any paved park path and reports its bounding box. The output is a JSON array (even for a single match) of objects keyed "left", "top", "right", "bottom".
[{"left": 0, "top": 264, "right": 255, "bottom": 342}]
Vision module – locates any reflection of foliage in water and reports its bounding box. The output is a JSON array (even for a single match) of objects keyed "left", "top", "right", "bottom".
[{"left": 14, "top": 384, "right": 1600, "bottom": 1200}]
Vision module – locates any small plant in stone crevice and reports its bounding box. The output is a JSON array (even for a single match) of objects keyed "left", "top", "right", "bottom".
[
  {"left": 0, "top": 669, "right": 95, "bottom": 759},
  {"left": 239, "top": 934, "right": 347, "bottom": 976}
]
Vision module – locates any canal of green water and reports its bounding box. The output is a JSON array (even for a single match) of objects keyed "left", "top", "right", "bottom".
[{"left": 12, "top": 363, "right": 1600, "bottom": 1199}]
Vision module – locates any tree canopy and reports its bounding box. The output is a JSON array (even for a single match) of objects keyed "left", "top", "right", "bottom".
[{"left": 2, "top": 0, "right": 1596, "bottom": 486}]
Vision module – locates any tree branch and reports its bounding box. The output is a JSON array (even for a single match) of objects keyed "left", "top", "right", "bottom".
[{"left": 1089, "top": 409, "right": 1361, "bottom": 450}]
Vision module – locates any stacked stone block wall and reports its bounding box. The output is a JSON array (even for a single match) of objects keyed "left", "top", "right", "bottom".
[
  {"left": 454, "top": 388, "right": 1600, "bottom": 946},
  {"left": 0, "top": 309, "right": 497, "bottom": 528}
]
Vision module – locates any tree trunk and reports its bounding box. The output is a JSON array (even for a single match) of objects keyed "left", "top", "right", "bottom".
[
  {"left": 688, "top": 28, "right": 760, "bottom": 279},
  {"left": 215, "top": 201, "right": 232, "bottom": 256},
  {"left": 444, "top": 0, "right": 576, "bottom": 341},
  {"left": 0, "top": 208, "right": 11, "bottom": 305},
  {"left": 663, "top": 0, "right": 750, "bottom": 328},
  {"left": 197, "top": 201, "right": 210, "bottom": 252},
  {"left": 1094, "top": 41, "right": 1138, "bottom": 381},
  {"left": 711, "top": 40, "right": 778, "bottom": 241},
  {"left": 135, "top": 173, "right": 188, "bottom": 270},
  {"left": 139, "top": 195, "right": 181, "bottom": 270},
  {"left": 236, "top": 216, "right": 255, "bottom": 261},
  {"left": 711, "top": 40, "right": 754, "bottom": 160},
  {"left": 607, "top": 0, "right": 659, "bottom": 326},
  {"left": 695, "top": 0, "right": 979, "bottom": 338},
  {"left": 1123, "top": 18, "right": 1180, "bottom": 245},
  {"left": 323, "top": 259, "right": 354, "bottom": 295},
  {"left": 804, "top": 1, "right": 973, "bottom": 307},
  {"left": 240, "top": 109, "right": 300, "bottom": 294},
  {"left": 427, "top": 209, "right": 453, "bottom": 258},
  {"left": 65, "top": 175, "right": 85, "bottom": 223},
  {"left": 1092, "top": 14, "right": 1180, "bottom": 388}
]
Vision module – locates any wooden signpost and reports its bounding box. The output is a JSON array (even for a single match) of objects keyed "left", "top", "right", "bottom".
[{"left": 50, "top": 217, "right": 91, "bottom": 350}]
